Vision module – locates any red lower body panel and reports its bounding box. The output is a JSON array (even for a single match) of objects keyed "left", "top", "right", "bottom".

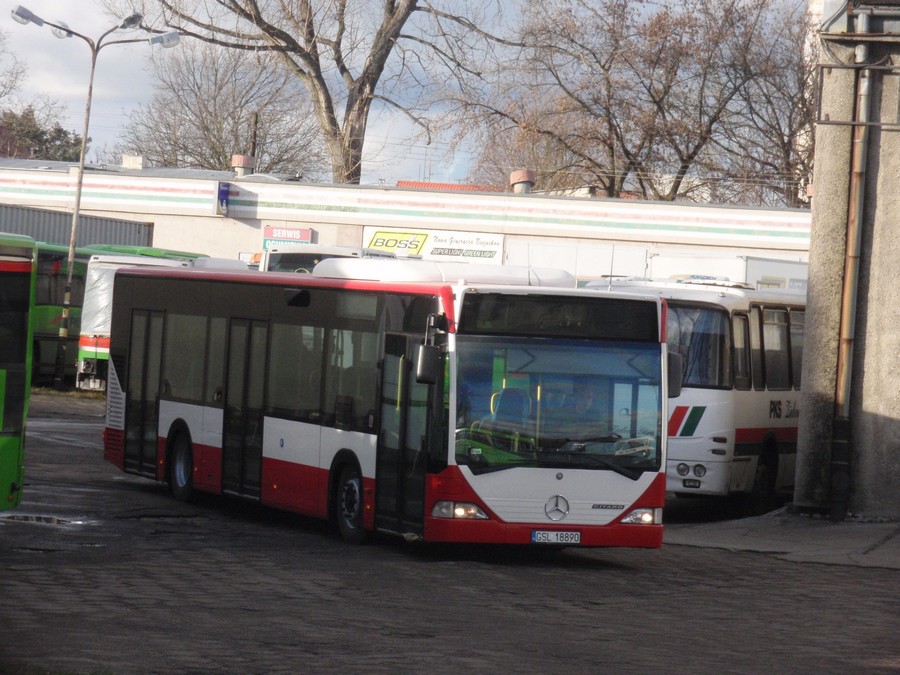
[{"left": 422, "top": 467, "right": 666, "bottom": 548}]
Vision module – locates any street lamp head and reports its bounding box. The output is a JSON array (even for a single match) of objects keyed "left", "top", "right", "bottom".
[
  {"left": 10, "top": 6, "right": 43, "bottom": 26},
  {"left": 148, "top": 31, "right": 181, "bottom": 48},
  {"left": 119, "top": 13, "right": 144, "bottom": 29},
  {"left": 51, "top": 21, "right": 72, "bottom": 39}
]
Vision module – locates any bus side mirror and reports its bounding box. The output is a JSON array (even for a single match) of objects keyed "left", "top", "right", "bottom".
[
  {"left": 416, "top": 312, "right": 447, "bottom": 384},
  {"left": 416, "top": 344, "right": 440, "bottom": 384},
  {"left": 667, "top": 351, "right": 683, "bottom": 399}
]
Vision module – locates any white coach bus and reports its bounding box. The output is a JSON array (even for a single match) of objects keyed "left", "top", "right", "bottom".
[{"left": 591, "top": 278, "right": 805, "bottom": 514}]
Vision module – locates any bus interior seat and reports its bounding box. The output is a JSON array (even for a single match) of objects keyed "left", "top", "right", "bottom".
[
  {"left": 493, "top": 387, "right": 529, "bottom": 423},
  {"left": 334, "top": 394, "right": 354, "bottom": 430},
  {"left": 470, "top": 388, "right": 534, "bottom": 452}
]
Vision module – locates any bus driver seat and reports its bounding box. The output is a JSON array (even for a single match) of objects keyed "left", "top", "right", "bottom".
[
  {"left": 472, "top": 387, "right": 533, "bottom": 452},
  {"left": 493, "top": 388, "right": 529, "bottom": 425}
]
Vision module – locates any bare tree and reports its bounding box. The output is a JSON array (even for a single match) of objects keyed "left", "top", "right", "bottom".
[
  {"left": 461, "top": 0, "right": 786, "bottom": 202},
  {"left": 456, "top": 0, "right": 638, "bottom": 196},
  {"left": 0, "top": 31, "right": 24, "bottom": 104},
  {"left": 706, "top": 1, "right": 817, "bottom": 207},
  {"left": 467, "top": 122, "right": 602, "bottom": 194},
  {"left": 114, "top": 40, "right": 329, "bottom": 176},
  {"left": 107, "top": 1, "right": 506, "bottom": 184}
]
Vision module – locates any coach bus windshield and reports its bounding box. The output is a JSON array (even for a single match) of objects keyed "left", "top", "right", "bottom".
[
  {"left": 666, "top": 304, "right": 731, "bottom": 388},
  {"left": 454, "top": 336, "right": 662, "bottom": 478}
]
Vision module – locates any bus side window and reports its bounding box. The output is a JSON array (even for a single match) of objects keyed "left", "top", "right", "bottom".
[
  {"left": 266, "top": 323, "right": 322, "bottom": 421},
  {"left": 763, "top": 308, "right": 790, "bottom": 391},
  {"left": 732, "top": 314, "right": 751, "bottom": 391},
  {"left": 790, "top": 310, "right": 804, "bottom": 390},
  {"left": 163, "top": 313, "right": 207, "bottom": 401},
  {"left": 324, "top": 328, "right": 378, "bottom": 432},
  {"left": 749, "top": 307, "right": 765, "bottom": 391}
]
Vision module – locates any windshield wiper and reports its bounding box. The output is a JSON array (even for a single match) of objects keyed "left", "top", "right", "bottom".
[{"left": 543, "top": 451, "right": 642, "bottom": 481}]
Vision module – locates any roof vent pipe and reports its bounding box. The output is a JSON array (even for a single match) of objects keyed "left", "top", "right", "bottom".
[
  {"left": 510, "top": 169, "right": 536, "bottom": 193},
  {"left": 232, "top": 154, "right": 256, "bottom": 177}
]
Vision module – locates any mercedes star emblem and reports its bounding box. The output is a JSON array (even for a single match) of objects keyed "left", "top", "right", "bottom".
[{"left": 544, "top": 495, "right": 570, "bottom": 521}]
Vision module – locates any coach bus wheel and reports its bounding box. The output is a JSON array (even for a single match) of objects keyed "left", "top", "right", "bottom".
[
  {"left": 336, "top": 466, "right": 367, "bottom": 544},
  {"left": 744, "top": 455, "right": 777, "bottom": 516},
  {"left": 169, "top": 433, "right": 194, "bottom": 502}
]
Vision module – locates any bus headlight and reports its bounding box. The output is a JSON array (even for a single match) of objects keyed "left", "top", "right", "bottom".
[
  {"left": 693, "top": 464, "right": 707, "bottom": 477},
  {"left": 621, "top": 508, "right": 661, "bottom": 525},
  {"left": 431, "top": 501, "right": 489, "bottom": 519},
  {"left": 676, "top": 463, "right": 690, "bottom": 476}
]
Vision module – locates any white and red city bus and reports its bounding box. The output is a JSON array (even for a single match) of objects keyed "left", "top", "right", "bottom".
[
  {"left": 104, "top": 260, "right": 680, "bottom": 547},
  {"left": 593, "top": 278, "right": 805, "bottom": 514}
]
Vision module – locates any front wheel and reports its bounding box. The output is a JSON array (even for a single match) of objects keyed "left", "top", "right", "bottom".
[
  {"left": 169, "top": 433, "right": 194, "bottom": 502},
  {"left": 336, "top": 465, "right": 367, "bottom": 544},
  {"left": 742, "top": 456, "right": 778, "bottom": 516}
]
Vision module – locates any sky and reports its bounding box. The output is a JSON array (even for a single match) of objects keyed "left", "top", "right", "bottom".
[{"left": 3, "top": 0, "right": 475, "bottom": 185}]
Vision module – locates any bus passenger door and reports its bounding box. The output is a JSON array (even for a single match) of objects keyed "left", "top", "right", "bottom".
[
  {"left": 124, "top": 310, "right": 164, "bottom": 477},
  {"left": 222, "top": 318, "right": 268, "bottom": 498},
  {"left": 375, "top": 334, "right": 429, "bottom": 537}
]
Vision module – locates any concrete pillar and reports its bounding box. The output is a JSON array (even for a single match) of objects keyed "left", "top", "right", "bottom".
[
  {"left": 795, "top": 42, "right": 854, "bottom": 513},
  {"left": 797, "top": 33, "right": 900, "bottom": 519}
]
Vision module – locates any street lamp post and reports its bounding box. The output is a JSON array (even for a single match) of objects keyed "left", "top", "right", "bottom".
[{"left": 10, "top": 6, "right": 179, "bottom": 388}]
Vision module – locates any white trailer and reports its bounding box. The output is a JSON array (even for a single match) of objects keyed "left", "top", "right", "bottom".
[{"left": 647, "top": 254, "right": 808, "bottom": 291}]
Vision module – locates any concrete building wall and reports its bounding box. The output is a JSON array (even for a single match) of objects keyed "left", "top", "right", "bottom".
[
  {"left": 797, "top": 34, "right": 900, "bottom": 520},
  {"left": 853, "top": 56, "right": 900, "bottom": 517},
  {"left": 0, "top": 164, "right": 811, "bottom": 273}
]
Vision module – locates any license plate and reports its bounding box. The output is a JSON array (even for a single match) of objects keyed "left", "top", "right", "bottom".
[{"left": 531, "top": 530, "right": 581, "bottom": 545}]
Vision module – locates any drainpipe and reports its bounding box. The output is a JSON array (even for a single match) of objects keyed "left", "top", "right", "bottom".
[{"left": 831, "top": 9, "right": 872, "bottom": 520}]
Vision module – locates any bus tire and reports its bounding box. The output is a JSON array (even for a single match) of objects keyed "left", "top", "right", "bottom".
[
  {"left": 336, "top": 465, "right": 367, "bottom": 544},
  {"left": 744, "top": 453, "right": 777, "bottom": 516},
  {"left": 169, "top": 432, "right": 194, "bottom": 502}
]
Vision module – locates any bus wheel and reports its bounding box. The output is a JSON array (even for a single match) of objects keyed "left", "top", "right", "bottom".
[
  {"left": 169, "top": 433, "right": 194, "bottom": 502},
  {"left": 336, "top": 466, "right": 367, "bottom": 544},
  {"left": 744, "top": 456, "right": 777, "bottom": 516}
]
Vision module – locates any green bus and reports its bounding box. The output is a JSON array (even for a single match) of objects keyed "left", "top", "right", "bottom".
[
  {"left": 0, "top": 233, "right": 36, "bottom": 511},
  {"left": 34, "top": 243, "right": 206, "bottom": 386},
  {"left": 32, "top": 243, "right": 101, "bottom": 385},
  {"left": 85, "top": 244, "right": 206, "bottom": 261}
]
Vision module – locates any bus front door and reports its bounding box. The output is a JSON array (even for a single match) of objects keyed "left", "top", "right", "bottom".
[
  {"left": 222, "top": 318, "right": 268, "bottom": 498},
  {"left": 375, "top": 334, "right": 429, "bottom": 537}
]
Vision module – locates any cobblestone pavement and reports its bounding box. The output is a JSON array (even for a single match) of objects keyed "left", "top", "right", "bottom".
[{"left": 1, "top": 392, "right": 898, "bottom": 674}]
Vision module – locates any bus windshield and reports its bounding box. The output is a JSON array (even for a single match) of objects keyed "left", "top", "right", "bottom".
[
  {"left": 454, "top": 336, "right": 662, "bottom": 477},
  {"left": 666, "top": 304, "right": 732, "bottom": 388},
  {"left": 0, "top": 272, "right": 31, "bottom": 365}
]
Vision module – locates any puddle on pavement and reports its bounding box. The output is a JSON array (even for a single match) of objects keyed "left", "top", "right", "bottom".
[{"left": 0, "top": 514, "right": 93, "bottom": 525}]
